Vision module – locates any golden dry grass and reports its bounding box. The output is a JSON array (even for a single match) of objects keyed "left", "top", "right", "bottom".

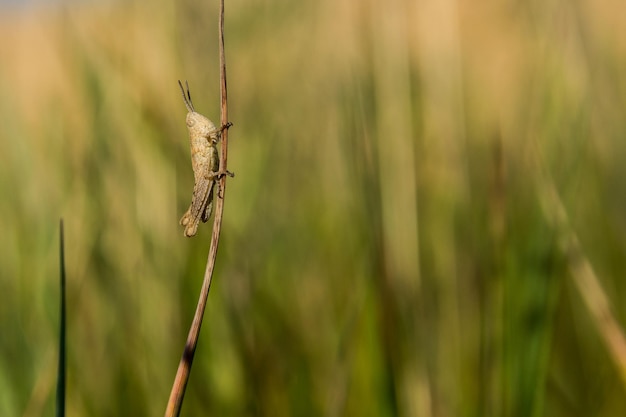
[{"left": 2, "top": 0, "right": 626, "bottom": 416}]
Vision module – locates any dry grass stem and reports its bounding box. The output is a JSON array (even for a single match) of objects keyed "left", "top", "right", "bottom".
[
  {"left": 534, "top": 144, "right": 626, "bottom": 389},
  {"left": 164, "top": 0, "right": 231, "bottom": 415}
]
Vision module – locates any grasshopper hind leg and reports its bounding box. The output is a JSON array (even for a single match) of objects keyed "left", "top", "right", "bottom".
[
  {"left": 180, "top": 175, "right": 213, "bottom": 237},
  {"left": 201, "top": 182, "right": 216, "bottom": 223}
]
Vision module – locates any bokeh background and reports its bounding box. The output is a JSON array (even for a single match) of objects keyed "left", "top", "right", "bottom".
[{"left": 2, "top": 0, "right": 626, "bottom": 416}]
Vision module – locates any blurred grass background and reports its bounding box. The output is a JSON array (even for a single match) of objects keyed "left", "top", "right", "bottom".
[{"left": 2, "top": 0, "right": 626, "bottom": 416}]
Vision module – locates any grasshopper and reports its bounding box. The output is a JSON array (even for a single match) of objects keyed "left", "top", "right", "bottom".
[{"left": 178, "top": 80, "right": 232, "bottom": 237}]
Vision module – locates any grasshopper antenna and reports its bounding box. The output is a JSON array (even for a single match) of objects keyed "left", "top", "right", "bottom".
[{"left": 178, "top": 80, "right": 195, "bottom": 113}]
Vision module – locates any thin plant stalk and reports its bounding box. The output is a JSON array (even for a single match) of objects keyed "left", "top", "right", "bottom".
[
  {"left": 56, "top": 219, "right": 66, "bottom": 417},
  {"left": 164, "top": 0, "right": 231, "bottom": 415}
]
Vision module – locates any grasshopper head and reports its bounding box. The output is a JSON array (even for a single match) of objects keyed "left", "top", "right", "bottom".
[
  {"left": 186, "top": 112, "right": 219, "bottom": 141},
  {"left": 179, "top": 80, "right": 219, "bottom": 141}
]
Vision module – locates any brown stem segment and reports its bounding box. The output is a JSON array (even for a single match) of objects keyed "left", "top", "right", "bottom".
[{"left": 164, "top": 0, "right": 230, "bottom": 416}]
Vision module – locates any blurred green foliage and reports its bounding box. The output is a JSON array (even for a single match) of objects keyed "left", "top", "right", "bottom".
[{"left": 2, "top": 0, "right": 626, "bottom": 416}]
